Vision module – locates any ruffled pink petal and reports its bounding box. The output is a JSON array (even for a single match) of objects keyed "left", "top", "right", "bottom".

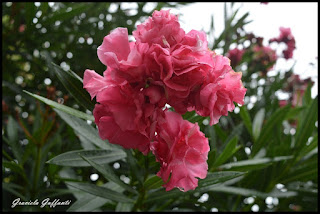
[
  {"left": 151, "top": 111, "right": 209, "bottom": 192},
  {"left": 97, "top": 28, "right": 131, "bottom": 67},
  {"left": 83, "top": 69, "right": 112, "bottom": 100}
]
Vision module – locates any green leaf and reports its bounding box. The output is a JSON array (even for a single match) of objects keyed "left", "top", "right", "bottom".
[
  {"left": 116, "top": 203, "right": 134, "bottom": 212},
  {"left": 42, "top": 3, "right": 94, "bottom": 25},
  {"left": 251, "top": 105, "right": 291, "bottom": 156},
  {"left": 145, "top": 171, "right": 246, "bottom": 203},
  {"left": 47, "top": 149, "right": 126, "bottom": 167},
  {"left": 211, "top": 137, "right": 240, "bottom": 169},
  {"left": 67, "top": 182, "right": 124, "bottom": 212},
  {"left": 239, "top": 105, "right": 253, "bottom": 137},
  {"left": 51, "top": 62, "right": 94, "bottom": 111},
  {"left": 298, "top": 133, "right": 318, "bottom": 159},
  {"left": 79, "top": 155, "right": 137, "bottom": 194},
  {"left": 213, "top": 124, "right": 228, "bottom": 143},
  {"left": 23, "top": 90, "right": 94, "bottom": 121},
  {"left": 294, "top": 96, "right": 318, "bottom": 154},
  {"left": 252, "top": 108, "right": 265, "bottom": 140},
  {"left": 198, "top": 171, "right": 246, "bottom": 189},
  {"left": 2, "top": 182, "right": 27, "bottom": 201},
  {"left": 54, "top": 109, "right": 116, "bottom": 150},
  {"left": 302, "top": 82, "right": 313, "bottom": 106},
  {"left": 219, "top": 156, "right": 293, "bottom": 171},
  {"left": 5, "top": 116, "right": 23, "bottom": 163},
  {"left": 285, "top": 106, "right": 306, "bottom": 120},
  {"left": 2, "top": 160, "right": 28, "bottom": 182},
  {"left": 144, "top": 175, "right": 164, "bottom": 190},
  {"left": 145, "top": 189, "right": 183, "bottom": 203},
  {"left": 281, "top": 156, "right": 318, "bottom": 183},
  {"left": 67, "top": 195, "right": 109, "bottom": 212},
  {"left": 66, "top": 182, "right": 135, "bottom": 203},
  {"left": 210, "top": 185, "right": 297, "bottom": 198},
  {"left": 6, "top": 116, "right": 19, "bottom": 145}
]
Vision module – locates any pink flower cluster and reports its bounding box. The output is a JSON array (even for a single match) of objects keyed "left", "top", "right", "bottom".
[
  {"left": 279, "top": 74, "right": 314, "bottom": 108},
  {"left": 227, "top": 48, "right": 245, "bottom": 67},
  {"left": 252, "top": 44, "right": 278, "bottom": 73},
  {"left": 83, "top": 10, "right": 246, "bottom": 191},
  {"left": 269, "top": 27, "right": 296, "bottom": 59}
]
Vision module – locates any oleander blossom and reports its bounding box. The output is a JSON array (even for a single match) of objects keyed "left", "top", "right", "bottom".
[
  {"left": 227, "top": 48, "right": 245, "bottom": 67},
  {"left": 151, "top": 111, "right": 210, "bottom": 192},
  {"left": 269, "top": 27, "right": 296, "bottom": 59},
  {"left": 83, "top": 9, "right": 247, "bottom": 191}
]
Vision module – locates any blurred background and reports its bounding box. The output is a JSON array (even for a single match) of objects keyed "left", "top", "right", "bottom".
[{"left": 2, "top": 2, "right": 318, "bottom": 212}]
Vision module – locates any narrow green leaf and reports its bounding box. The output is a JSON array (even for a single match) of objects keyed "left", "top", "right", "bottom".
[
  {"left": 251, "top": 105, "right": 291, "bottom": 156},
  {"left": 5, "top": 116, "right": 23, "bottom": 163},
  {"left": 67, "top": 195, "right": 109, "bottom": 212},
  {"left": 80, "top": 155, "right": 137, "bottom": 194},
  {"left": 67, "top": 182, "right": 124, "bottom": 212},
  {"left": 144, "top": 175, "right": 164, "bottom": 190},
  {"left": 23, "top": 90, "right": 94, "bottom": 121},
  {"left": 219, "top": 156, "right": 293, "bottom": 171},
  {"left": 298, "top": 133, "right": 318, "bottom": 159},
  {"left": 51, "top": 62, "right": 94, "bottom": 110},
  {"left": 302, "top": 82, "right": 313, "bottom": 106},
  {"left": 294, "top": 96, "right": 318, "bottom": 154},
  {"left": 146, "top": 171, "right": 245, "bottom": 203},
  {"left": 7, "top": 116, "right": 19, "bottom": 144},
  {"left": 66, "top": 182, "right": 135, "bottom": 203},
  {"left": 116, "top": 203, "right": 134, "bottom": 212},
  {"left": 47, "top": 149, "right": 126, "bottom": 167},
  {"left": 198, "top": 171, "right": 246, "bottom": 189},
  {"left": 210, "top": 185, "right": 297, "bottom": 198},
  {"left": 285, "top": 106, "right": 306, "bottom": 120},
  {"left": 2, "top": 182, "right": 27, "bottom": 201},
  {"left": 282, "top": 156, "right": 318, "bottom": 183},
  {"left": 213, "top": 124, "right": 228, "bottom": 142},
  {"left": 239, "top": 105, "right": 253, "bottom": 137},
  {"left": 211, "top": 137, "right": 240, "bottom": 168},
  {"left": 2, "top": 160, "right": 27, "bottom": 181},
  {"left": 252, "top": 108, "right": 265, "bottom": 140},
  {"left": 42, "top": 3, "right": 94, "bottom": 25},
  {"left": 54, "top": 109, "right": 116, "bottom": 150},
  {"left": 145, "top": 188, "right": 183, "bottom": 203}
]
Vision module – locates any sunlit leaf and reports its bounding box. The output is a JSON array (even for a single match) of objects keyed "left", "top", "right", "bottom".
[
  {"left": 51, "top": 62, "right": 94, "bottom": 110},
  {"left": 66, "top": 182, "right": 135, "bottom": 203},
  {"left": 211, "top": 137, "right": 241, "bottom": 169},
  {"left": 80, "top": 155, "right": 137, "bottom": 194},
  {"left": 54, "top": 109, "right": 117, "bottom": 150},
  {"left": 47, "top": 149, "right": 126, "bottom": 167},
  {"left": 23, "top": 90, "right": 94, "bottom": 121}
]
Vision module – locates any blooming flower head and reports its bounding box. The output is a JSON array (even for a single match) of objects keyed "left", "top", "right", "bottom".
[
  {"left": 227, "top": 48, "right": 245, "bottom": 67},
  {"left": 151, "top": 111, "right": 210, "bottom": 192},
  {"left": 252, "top": 45, "right": 277, "bottom": 74},
  {"left": 269, "top": 27, "right": 296, "bottom": 59},
  {"left": 83, "top": 9, "right": 247, "bottom": 191}
]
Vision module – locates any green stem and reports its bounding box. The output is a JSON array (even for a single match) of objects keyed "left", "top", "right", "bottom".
[
  {"left": 231, "top": 195, "right": 241, "bottom": 211},
  {"left": 133, "top": 154, "right": 150, "bottom": 211},
  {"left": 3, "top": 149, "right": 14, "bottom": 161}
]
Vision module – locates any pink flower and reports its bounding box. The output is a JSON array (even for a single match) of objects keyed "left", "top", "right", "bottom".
[
  {"left": 195, "top": 70, "right": 247, "bottom": 125},
  {"left": 227, "top": 48, "right": 245, "bottom": 67},
  {"left": 93, "top": 103, "right": 151, "bottom": 154},
  {"left": 151, "top": 111, "right": 210, "bottom": 191},
  {"left": 84, "top": 69, "right": 166, "bottom": 154},
  {"left": 83, "top": 9, "right": 247, "bottom": 191},
  {"left": 252, "top": 45, "right": 277, "bottom": 72},
  {"left": 269, "top": 27, "right": 296, "bottom": 59},
  {"left": 133, "top": 10, "right": 185, "bottom": 48},
  {"left": 97, "top": 27, "right": 149, "bottom": 83}
]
